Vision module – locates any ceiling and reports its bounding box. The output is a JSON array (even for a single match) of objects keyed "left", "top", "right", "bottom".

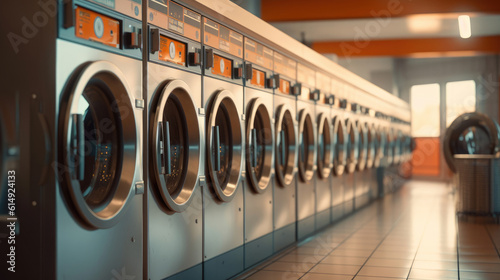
[{"left": 260, "top": 0, "right": 500, "bottom": 57}]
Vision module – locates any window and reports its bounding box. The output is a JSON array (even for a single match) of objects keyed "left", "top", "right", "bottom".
[
  {"left": 445, "top": 80, "right": 476, "bottom": 127},
  {"left": 410, "top": 83, "right": 440, "bottom": 137}
]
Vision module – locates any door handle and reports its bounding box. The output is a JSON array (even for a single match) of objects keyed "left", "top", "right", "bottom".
[
  {"left": 213, "top": 125, "right": 221, "bottom": 172},
  {"left": 159, "top": 121, "right": 171, "bottom": 175},
  {"left": 251, "top": 128, "right": 258, "bottom": 167},
  {"left": 71, "top": 114, "right": 84, "bottom": 181},
  {"left": 280, "top": 130, "right": 286, "bottom": 166}
]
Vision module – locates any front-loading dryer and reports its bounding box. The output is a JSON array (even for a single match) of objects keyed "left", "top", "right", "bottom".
[
  {"left": 353, "top": 105, "right": 370, "bottom": 210},
  {"left": 272, "top": 52, "right": 298, "bottom": 252},
  {"left": 55, "top": 2, "right": 144, "bottom": 279},
  {"left": 146, "top": 1, "right": 204, "bottom": 279},
  {"left": 330, "top": 95, "right": 348, "bottom": 222},
  {"left": 314, "top": 72, "right": 333, "bottom": 231},
  {"left": 202, "top": 17, "right": 246, "bottom": 280},
  {"left": 341, "top": 100, "right": 360, "bottom": 215},
  {"left": 296, "top": 63, "right": 317, "bottom": 240},
  {"left": 242, "top": 37, "right": 276, "bottom": 268}
]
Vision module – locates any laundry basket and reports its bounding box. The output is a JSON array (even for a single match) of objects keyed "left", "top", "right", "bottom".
[{"left": 454, "top": 154, "right": 500, "bottom": 220}]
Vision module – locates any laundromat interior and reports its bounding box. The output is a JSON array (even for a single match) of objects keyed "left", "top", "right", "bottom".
[{"left": 1, "top": 0, "right": 500, "bottom": 279}]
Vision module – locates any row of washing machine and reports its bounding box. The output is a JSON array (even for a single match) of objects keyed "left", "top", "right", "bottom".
[{"left": 0, "top": 0, "right": 411, "bottom": 279}]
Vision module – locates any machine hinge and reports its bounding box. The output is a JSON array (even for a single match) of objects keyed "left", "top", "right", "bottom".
[
  {"left": 135, "top": 181, "right": 145, "bottom": 195},
  {"left": 198, "top": 108, "right": 205, "bottom": 116},
  {"left": 199, "top": 176, "right": 206, "bottom": 186},
  {"left": 135, "top": 99, "right": 145, "bottom": 109},
  {"left": 241, "top": 114, "right": 245, "bottom": 121}
]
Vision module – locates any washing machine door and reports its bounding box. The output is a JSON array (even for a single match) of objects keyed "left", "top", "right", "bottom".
[
  {"left": 384, "top": 127, "right": 394, "bottom": 166},
  {"left": 59, "top": 61, "right": 138, "bottom": 229},
  {"left": 206, "top": 90, "right": 243, "bottom": 202},
  {"left": 365, "top": 123, "right": 377, "bottom": 169},
  {"left": 443, "top": 112, "right": 500, "bottom": 173},
  {"left": 332, "top": 116, "right": 347, "bottom": 176},
  {"left": 246, "top": 98, "right": 274, "bottom": 193},
  {"left": 275, "top": 104, "right": 297, "bottom": 188},
  {"left": 298, "top": 109, "right": 316, "bottom": 183},
  {"left": 373, "top": 125, "right": 386, "bottom": 168},
  {"left": 393, "top": 130, "right": 402, "bottom": 165},
  {"left": 345, "top": 118, "right": 359, "bottom": 173},
  {"left": 150, "top": 80, "right": 201, "bottom": 212},
  {"left": 317, "top": 113, "right": 333, "bottom": 179},
  {"left": 356, "top": 120, "right": 368, "bottom": 171}
]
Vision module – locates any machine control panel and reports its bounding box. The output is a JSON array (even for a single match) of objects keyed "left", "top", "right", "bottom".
[
  {"left": 86, "top": 0, "right": 142, "bottom": 20},
  {"left": 158, "top": 35, "right": 186, "bottom": 66},
  {"left": 297, "top": 64, "right": 315, "bottom": 100},
  {"left": 211, "top": 54, "right": 233, "bottom": 79},
  {"left": 204, "top": 18, "right": 243, "bottom": 58},
  {"left": 148, "top": 0, "right": 201, "bottom": 42},
  {"left": 75, "top": 6, "right": 120, "bottom": 48}
]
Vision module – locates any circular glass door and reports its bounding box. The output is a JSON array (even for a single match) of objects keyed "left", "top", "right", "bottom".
[
  {"left": 298, "top": 109, "right": 316, "bottom": 183},
  {"left": 207, "top": 90, "right": 243, "bottom": 202},
  {"left": 150, "top": 80, "right": 201, "bottom": 212},
  {"left": 356, "top": 120, "right": 368, "bottom": 171},
  {"left": 384, "top": 127, "right": 394, "bottom": 166},
  {"left": 246, "top": 98, "right": 273, "bottom": 193},
  {"left": 59, "top": 61, "right": 138, "bottom": 229},
  {"left": 365, "top": 123, "right": 376, "bottom": 169},
  {"left": 373, "top": 125, "right": 386, "bottom": 168},
  {"left": 345, "top": 118, "right": 359, "bottom": 173},
  {"left": 332, "top": 116, "right": 347, "bottom": 176},
  {"left": 317, "top": 113, "right": 333, "bottom": 179},
  {"left": 275, "top": 105, "right": 297, "bottom": 188}
]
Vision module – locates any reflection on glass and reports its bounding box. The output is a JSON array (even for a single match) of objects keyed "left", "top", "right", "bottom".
[
  {"left": 277, "top": 115, "right": 290, "bottom": 175},
  {"left": 456, "top": 126, "right": 491, "bottom": 154},
  {"left": 163, "top": 97, "right": 186, "bottom": 196},
  {"left": 214, "top": 105, "right": 232, "bottom": 188},
  {"left": 78, "top": 85, "right": 119, "bottom": 212},
  {"left": 251, "top": 109, "right": 266, "bottom": 181}
]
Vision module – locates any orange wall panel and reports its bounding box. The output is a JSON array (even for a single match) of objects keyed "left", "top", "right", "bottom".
[{"left": 411, "top": 137, "right": 441, "bottom": 176}]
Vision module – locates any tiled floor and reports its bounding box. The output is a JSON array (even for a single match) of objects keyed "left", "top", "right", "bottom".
[{"left": 233, "top": 180, "right": 500, "bottom": 280}]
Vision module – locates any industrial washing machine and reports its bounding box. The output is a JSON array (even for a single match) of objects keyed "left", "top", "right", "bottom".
[
  {"left": 330, "top": 92, "right": 348, "bottom": 222},
  {"left": 146, "top": 1, "right": 204, "bottom": 279},
  {"left": 353, "top": 105, "right": 370, "bottom": 210},
  {"left": 314, "top": 72, "right": 333, "bottom": 231},
  {"left": 243, "top": 37, "right": 275, "bottom": 268},
  {"left": 202, "top": 17, "right": 246, "bottom": 280},
  {"left": 341, "top": 98, "right": 360, "bottom": 215},
  {"left": 296, "top": 63, "right": 317, "bottom": 240},
  {"left": 272, "top": 52, "right": 298, "bottom": 252},
  {"left": 55, "top": 1, "right": 144, "bottom": 279}
]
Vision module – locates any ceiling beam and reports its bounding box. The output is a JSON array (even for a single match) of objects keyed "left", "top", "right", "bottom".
[
  {"left": 261, "top": 0, "right": 500, "bottom": 22},
  {"left": 311, "top": 36, "right": 500, "bottom": 57}
]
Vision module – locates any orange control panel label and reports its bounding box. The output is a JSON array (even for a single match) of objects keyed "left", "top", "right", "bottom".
[
  {"left": 279, "top": 79, "right": 291, "bottom": 95},
  {"left": 204, "top": 18, "right": 243, "bottom": 58},
  {"left": 244, "top": 38, "right": 273, "bottom": 70},
  {"left": 158, "top": 36, "right": 186, "bottom": 66},
  {"left": 87, "top": 0, "right": 142, "bottom": 20},
  {"left": 211, "top": 54, "right": 233, "bottom": 79},
  {"left": 274, "top": 52, "right": 296, "bottom": 80},
  {"left": 75, "top": 6, "right": 120, "bottom": 48},
  {"left": 250, "top": 69, "right": 266, "bottom": 88}
]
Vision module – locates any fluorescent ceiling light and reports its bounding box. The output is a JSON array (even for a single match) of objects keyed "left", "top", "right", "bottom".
[
  {"left": 458, "top": 15, "right": 471, "bottom": 38},
  {"left": 407, "top": 15, "right": 442, "bottom": 33}
]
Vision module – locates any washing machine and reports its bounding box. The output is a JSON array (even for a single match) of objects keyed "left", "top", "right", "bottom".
[
  {"left": 243, "top": 37, "right": 275, "bottom": 268},
  {"left": 146, "top": 1, "right": 204, "bottom": 279},
  {"left": 353, "top": 105, "right": 371, "bottom": 210},
  {"left": 55, "top": 2, "right": 144, "bottom": 279},
  {"left": 314, "top": 72, "right": 333, "bottom": 231},
  {"left": 202, "top": 17, "right": 246, "bottom": 280},
  {"left": 341, "top": 99, "right": 360, "bottom": 215},
  {"left": 330, "top": 95, "right": 348, "bottom": 222},
  {"left": 296, "top": 63, "right": 317, "bottom": 240},
  {"left": 272, "top": 52, "right": 298, "bottom": 252},
  {"left": 364, "top": 113, "right": 378, "bottom": 201}
]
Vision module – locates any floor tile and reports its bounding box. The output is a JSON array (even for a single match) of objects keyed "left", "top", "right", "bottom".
[
  {"left": 309, "top": 263, "right": 361, "bottom": 275},
  {"left": 321, "top": 255, "right": 367, "bottom": 265},
  {"left": 408, "top": 268, "right": 458, "bottom": 279},
  {"left": 357, "top": 266, "right": 409, "bottom": 278},
  {"left": 412, "top": 260, "right": 458, "bottom": 270},
  {"left": 459, "top": 271, "right": 500, "bottom": 280},
  {"left": 262, "top": 261, "right": 316, "bottom": 273},
  {"left": 246, "top": 270, "right": 304, "bottom": 280},
  {"left": 459, "top": 262, "right": 500, "bottom": 273},
  {"left": 278, "top": 253, "right": 324, "bottom": 263},
  {"left": 301, "top": 273, "right": 353, "bottom": 280},
  {"left": 365, "top": 257, "right": 413, "bottom": 268}
]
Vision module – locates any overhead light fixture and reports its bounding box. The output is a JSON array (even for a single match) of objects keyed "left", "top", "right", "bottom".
[{"left": 458, "top": 15, "right": 471, "bottom": 39}]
